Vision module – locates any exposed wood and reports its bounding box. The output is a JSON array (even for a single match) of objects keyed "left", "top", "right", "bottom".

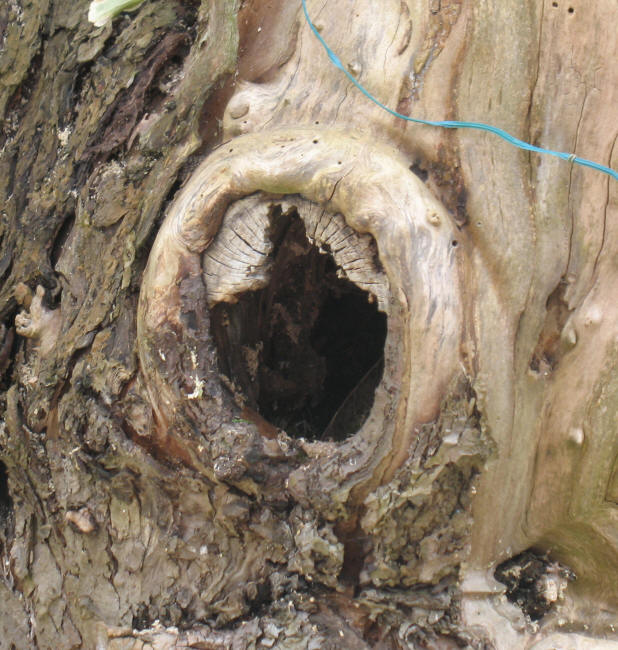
[
  {"left": 137, "top": 127, "right": 464, "bottom": 511},
  {"left": 203, "top": 194, "right": 389, "bottom": 310},
  {"left": 0, "top": 0, "right": 616, "bottom": 647}
]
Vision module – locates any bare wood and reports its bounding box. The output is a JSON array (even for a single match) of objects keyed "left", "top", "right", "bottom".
[
  {"left": 138, "top": 127, "right": 464, "bottom": 506},
  {"left": 1, "top": 0, "right": 617, "bottom": 646}
]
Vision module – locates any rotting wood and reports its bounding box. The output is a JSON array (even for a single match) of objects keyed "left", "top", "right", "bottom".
[{"left": 137, "top": 127, "right": 464, "bottom": 511}]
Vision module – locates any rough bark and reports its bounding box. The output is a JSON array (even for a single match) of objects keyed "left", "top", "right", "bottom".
[{"left": 0, "top": 0, "right": 617, "bottom": 648}]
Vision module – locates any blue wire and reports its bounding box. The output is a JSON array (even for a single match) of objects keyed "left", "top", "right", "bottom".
[{"left": 301, "top": 0, "right": 618, "bottom": 182}]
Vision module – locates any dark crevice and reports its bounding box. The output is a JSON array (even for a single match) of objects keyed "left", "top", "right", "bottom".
[
  {"left": 337, "top": 522, "right": 370, "bottom": 591},
  {"left": 71, "top": 59, "right": 96, "bottom": 108},
  {"left": 0, "top": 461, "right": 13, "bottom": 525},
  {"left": 0, "top": 325, "right": 16, "bottom": 388},
  {"left": 495, "top": 550, "right": 575, "bottom": 621},
  {"left": 212, "top": 207, "right": 387, "bottom": 441},
  {"left": 246, "top": 577, "right": 273, "bottom": 617},
  {"left": 132, "top": 603, "right": 151, "bottom": 631},
  {"left": 1, "top": 43, "right": 45, "bottom": 149},
  {"left": 50, "top": 211, "right": 75, "bottom": 270}
]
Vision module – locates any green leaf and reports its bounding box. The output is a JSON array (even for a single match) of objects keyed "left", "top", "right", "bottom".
[{"left": 88, "top": 0, "right": 147, "bottom": 27}]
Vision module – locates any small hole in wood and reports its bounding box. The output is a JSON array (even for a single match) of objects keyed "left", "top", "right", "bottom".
[
  {"left": 551, "top": 1, "right": 558, "bottom": 6},
  {"left": 495, "top": 550, "right": 575, "bottom": 621},
  {"left": 313, "top": 139, "right": 319, "bottom": 144},
  {"left": 567, "top": 6, "right": 574, "bottom": 12},
  {"left": 452, "top": 240, "right": 459, "bottom": 247}
]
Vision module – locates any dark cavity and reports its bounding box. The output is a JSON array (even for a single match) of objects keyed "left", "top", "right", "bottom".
[{"left": 211, "top": 206, "right": 387, "bottom": 441}]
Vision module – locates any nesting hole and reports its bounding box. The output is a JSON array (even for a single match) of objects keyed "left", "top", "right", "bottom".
[{"left": 211, "top": 207, "right": 387, "bottom": 441}]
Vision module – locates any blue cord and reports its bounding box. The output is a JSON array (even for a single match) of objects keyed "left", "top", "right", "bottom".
[{"left": 301, "top": 0, "right": 618, "bottom": 182}]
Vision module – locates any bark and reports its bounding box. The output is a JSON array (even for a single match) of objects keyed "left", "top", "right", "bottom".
[{"left": 0, "top": 0, "right": 617, "bottom": 648}]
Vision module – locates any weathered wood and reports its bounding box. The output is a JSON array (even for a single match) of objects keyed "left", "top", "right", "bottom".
[
  {"left": 203, "top": 194, "right": 389, "bottom": 309},
  {"left": 137, "top": 127, "right": 464, "bottom": 514},
  {"left": 0, "top": 0, "right": 617, "bottom": 647}
]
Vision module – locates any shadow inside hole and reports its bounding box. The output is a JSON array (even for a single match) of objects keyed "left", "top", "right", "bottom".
[{"left": 211, "top": 207, "right": 387, "bottom": 441}]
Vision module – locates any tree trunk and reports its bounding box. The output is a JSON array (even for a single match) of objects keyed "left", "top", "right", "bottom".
[{"left": 0, "top": 0, "right": 616, "bottom": 648}]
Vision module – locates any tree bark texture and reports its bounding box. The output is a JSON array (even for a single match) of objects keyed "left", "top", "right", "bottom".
[{"left": 0, "top": 0, "right": 617, "bottom": 648}]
